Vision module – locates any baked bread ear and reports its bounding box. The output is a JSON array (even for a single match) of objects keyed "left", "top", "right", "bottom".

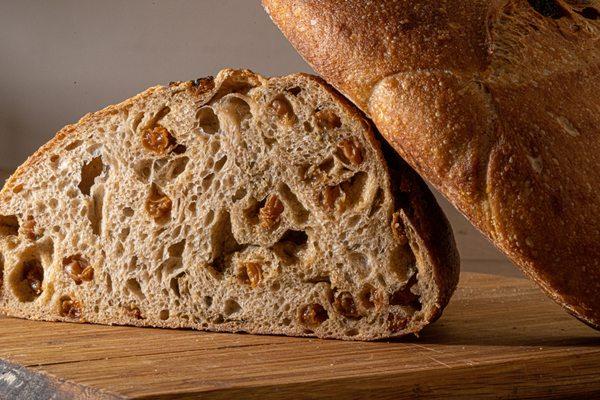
[
  {"left": 0, "top": 69, "right": 459, "bottom": 340},
  {"left": 263, "top": 0, "right": 600, "bottom": 329}
]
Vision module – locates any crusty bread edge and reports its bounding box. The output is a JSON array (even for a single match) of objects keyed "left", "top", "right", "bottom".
[
  {"left": 261, "top": 0, "right": 600, "bottom": 330},
  {"left": 0, "top": 69, "right": 461, "bottom": 338}
]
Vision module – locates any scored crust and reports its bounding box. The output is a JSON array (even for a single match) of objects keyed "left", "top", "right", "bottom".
[
  {"left": 263, "top": 0, "right": 600, "bottom": 328},
  {"left": 0, "top": 69, "right": 459, "bottom": 340}
]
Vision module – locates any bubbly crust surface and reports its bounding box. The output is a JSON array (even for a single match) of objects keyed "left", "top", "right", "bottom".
[{"left": 263, "top": 0, "right": 600, "bottom": 328}]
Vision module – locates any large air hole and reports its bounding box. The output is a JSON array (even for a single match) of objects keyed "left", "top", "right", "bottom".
[
  {"left": 217, "top": 95, "right": 252, "bottom": 132},
  {"left": 243, "top": 197, "right": 266, "bottom": 225},
  {"left": 105, "top": 273, "right": 113, "bottom": 294},
  {"left": 131, "top": 112, "right": 145, "bottom": 132},
  {"left": 390, "top": 275, "right": 422, "bottom": 310},
  {"left": 214, "top": 156, "right": 228, "bottom": 172},
  {"left": 527, "top": 0, "right": 569, "bottom": 18},
  {"left": 10, "top": 258, "right": 44, "bottom": 302},
  {"left": 88, "top": 183, "right": 105, "bottom": 236},
  {"left": 286, "top": 86, "right": 302, "bottom": 96},
  {"left": 78, "top": 156, "right": 105, "bottom": 196},
  {"left": 133, "top": 159, "right": 153, "bottom": 183},
  {"left": 201, "top": 173, "right": 215, "bottom": 191},
  {"left": 318, "top": 156, "right": 335, "bottom": 174},
  {"left": 159, "top": 309, "right": 170, "bottom": 320},
  {"left": 65, "top": 140, "right": 83, "bottom": 151},
  {"left": 314, "top": 108, "right": 342, "bottom": 130},
  {"left": 340, "top": 172, "right": 369, "bottom": 208},
  {"left": 232, "top": 187, "right": 247, "bottom": 202},
  {"left": 358, "top": 284, "right": 382, "bottom": 310},
  {"left": 278, "top": 183, "right": 309, "bottom": 224},
  {"left": 223, "top": 299, "right": 241, "bottom": 316},
  {"left": 165, "top": 157, "right": 189, "bottom": 181},
  {"left": 268, "top": 95, "right": 297, "bottom": 125},
  {"left": 125, "top": 278, "right": 144, "bottom": 300},
  {"left": 210, "top": 210, "right": 242, "bottom": 261},
  {"left": 197, "top": 107, "right": 220, "bottom": 134},
  {"left": 168, "top": 240, "right": 186, "bottom": 258},
  {"left": 272, "top": 230, "right": 308, "bottom": 265},
  {"left": 0, "top": 215, "right": 19, "bottom": 237},
  {"left": 578, "top": 7, "right": 599, "bottom": 19},
  {"left": 170, "top": 272, "right": 188, "bottom": 298},
  {"left": 368, "top": 188, "right": 385, "bottom": 217}
]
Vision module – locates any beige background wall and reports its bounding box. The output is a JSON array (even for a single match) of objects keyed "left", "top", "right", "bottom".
[{"left": 0, "top": 0, "right": 510, "bottom": 273}]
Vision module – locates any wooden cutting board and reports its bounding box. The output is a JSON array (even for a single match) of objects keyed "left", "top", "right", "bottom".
[{"left": 0, "top": 271, "right": 598, "bottom": 400}]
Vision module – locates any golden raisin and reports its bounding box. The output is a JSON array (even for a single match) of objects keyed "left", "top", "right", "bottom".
[
  {"left": 391, "top": 212, "right": 409, "bottom": 246},
  {"left": 146, "top": 186, "right": 172, "bottom": 222},
  {"left": 387, "top": 313, "right": 410, "bottom": 333},
  {"left": 299, "top": 303, "right": 328, "bottom": 328},
  {"left": 238, "top": 261, "right": 263, "bottom": 288},
  {"left": 20, "top": 216, "right": 41, "bottom": 241},
  {"left": 314, "top": 109, "right": 341, "bottom": 130},
  {"left": 23, "top": 260, "right": 44, "bottom": 297},
  {"left": 338, "top": 139, "right": 363, "bottom": 165},
  {"left": 141, "top": 125, "right": 174, "bottom": 154},
  {"left": 259, "top": 194, "right": 284, "bottom": 229},
  {"left": 63, "top": 255, "right": 94, "bottom": 285},
  {"left": 59, "top": 296, "right": 82, "bottom": 319},
  {"left": 334, "top": 291, "right": 361, "bottom": 319},
  {"left": 321, "top": 185, "right": 341, "bottom": 210},
  {"left": 124, "top": 304, "right": 144, "bottom": 320},
  {"left": 269, "top": 97, "right": 296, "bottom": 125}
]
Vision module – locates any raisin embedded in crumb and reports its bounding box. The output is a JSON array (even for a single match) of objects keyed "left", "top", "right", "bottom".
[
  {"left": 299, "top": 303, "right": 328, "bottom": 327},
  {"left": 124, "top": 304, "right": 144, "bottom": 320},
  {"left": 23, "top": 260, "right": 44, "bottom": 297},
  {"left": 63, "top": 255, "right": 94, "bottom": 285},
  {"left": 141, "top": 125, "right": 175, "bottom": 154},
  {"left": 259, "top": 194, "right": 284, "bottom": 229},
  {"left": 334, "top": 291, "right": 361, "bottom": 319},
  {"left": 238, "top": 261, "right": 263, "bottom": 288},
  {"left": 20, "top": 216, "right": 41, "bottom": 241},
  {"left": 59, "top": 296, "right": 82, "bottom": 319},
  {"left": 146, "top": 186, "right": 172, "bottom": 222},
  {"left": 387, "top": 313, "right": 410, "bottom": 333}
]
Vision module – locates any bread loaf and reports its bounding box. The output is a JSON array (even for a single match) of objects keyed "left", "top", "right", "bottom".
[
  {"left": 0, "top": 69, "right": 459, "bottom": 340},
  {"left": 263, "top": 0, "right": 600, "bottom": 329}
]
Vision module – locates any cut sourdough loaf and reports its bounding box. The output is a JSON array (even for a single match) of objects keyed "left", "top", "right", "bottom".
[
  {"left": 263, "top": 0, "right": 600, "bottom": 329},
  {"left": 0, "top": 69, "right": 459, "bottom": 340}
]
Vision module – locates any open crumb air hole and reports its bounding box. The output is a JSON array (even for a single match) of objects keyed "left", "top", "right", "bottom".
[{"left": 527, "top": 0, "right": 569, "bottom": 18}]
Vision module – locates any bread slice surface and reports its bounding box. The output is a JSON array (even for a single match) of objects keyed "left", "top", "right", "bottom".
[
  {"left": 263, "top": 0, "right": 600, "bottom": 329},
  {"left": 0, "top": 69, "right": 459, "bottom": 340}
]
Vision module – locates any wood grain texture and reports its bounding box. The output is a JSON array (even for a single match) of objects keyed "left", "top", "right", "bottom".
[{"left": 0, "top": 269, "right": 598, "bottom": 399}]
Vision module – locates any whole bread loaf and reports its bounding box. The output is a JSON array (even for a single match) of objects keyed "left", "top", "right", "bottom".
[
  {"left": 0, "top": 69, "right": 459, "bottom": 340},
  {"left": 263, "top": 0, "right": 600, "bottom": 329}
]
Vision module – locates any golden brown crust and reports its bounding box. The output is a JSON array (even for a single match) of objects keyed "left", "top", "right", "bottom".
[
  {"left": 381, "top": 140, "right": 460, "bottom": 325},
  {"left": 264, "top": 0, "right": 600, "bottom": 328}
]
